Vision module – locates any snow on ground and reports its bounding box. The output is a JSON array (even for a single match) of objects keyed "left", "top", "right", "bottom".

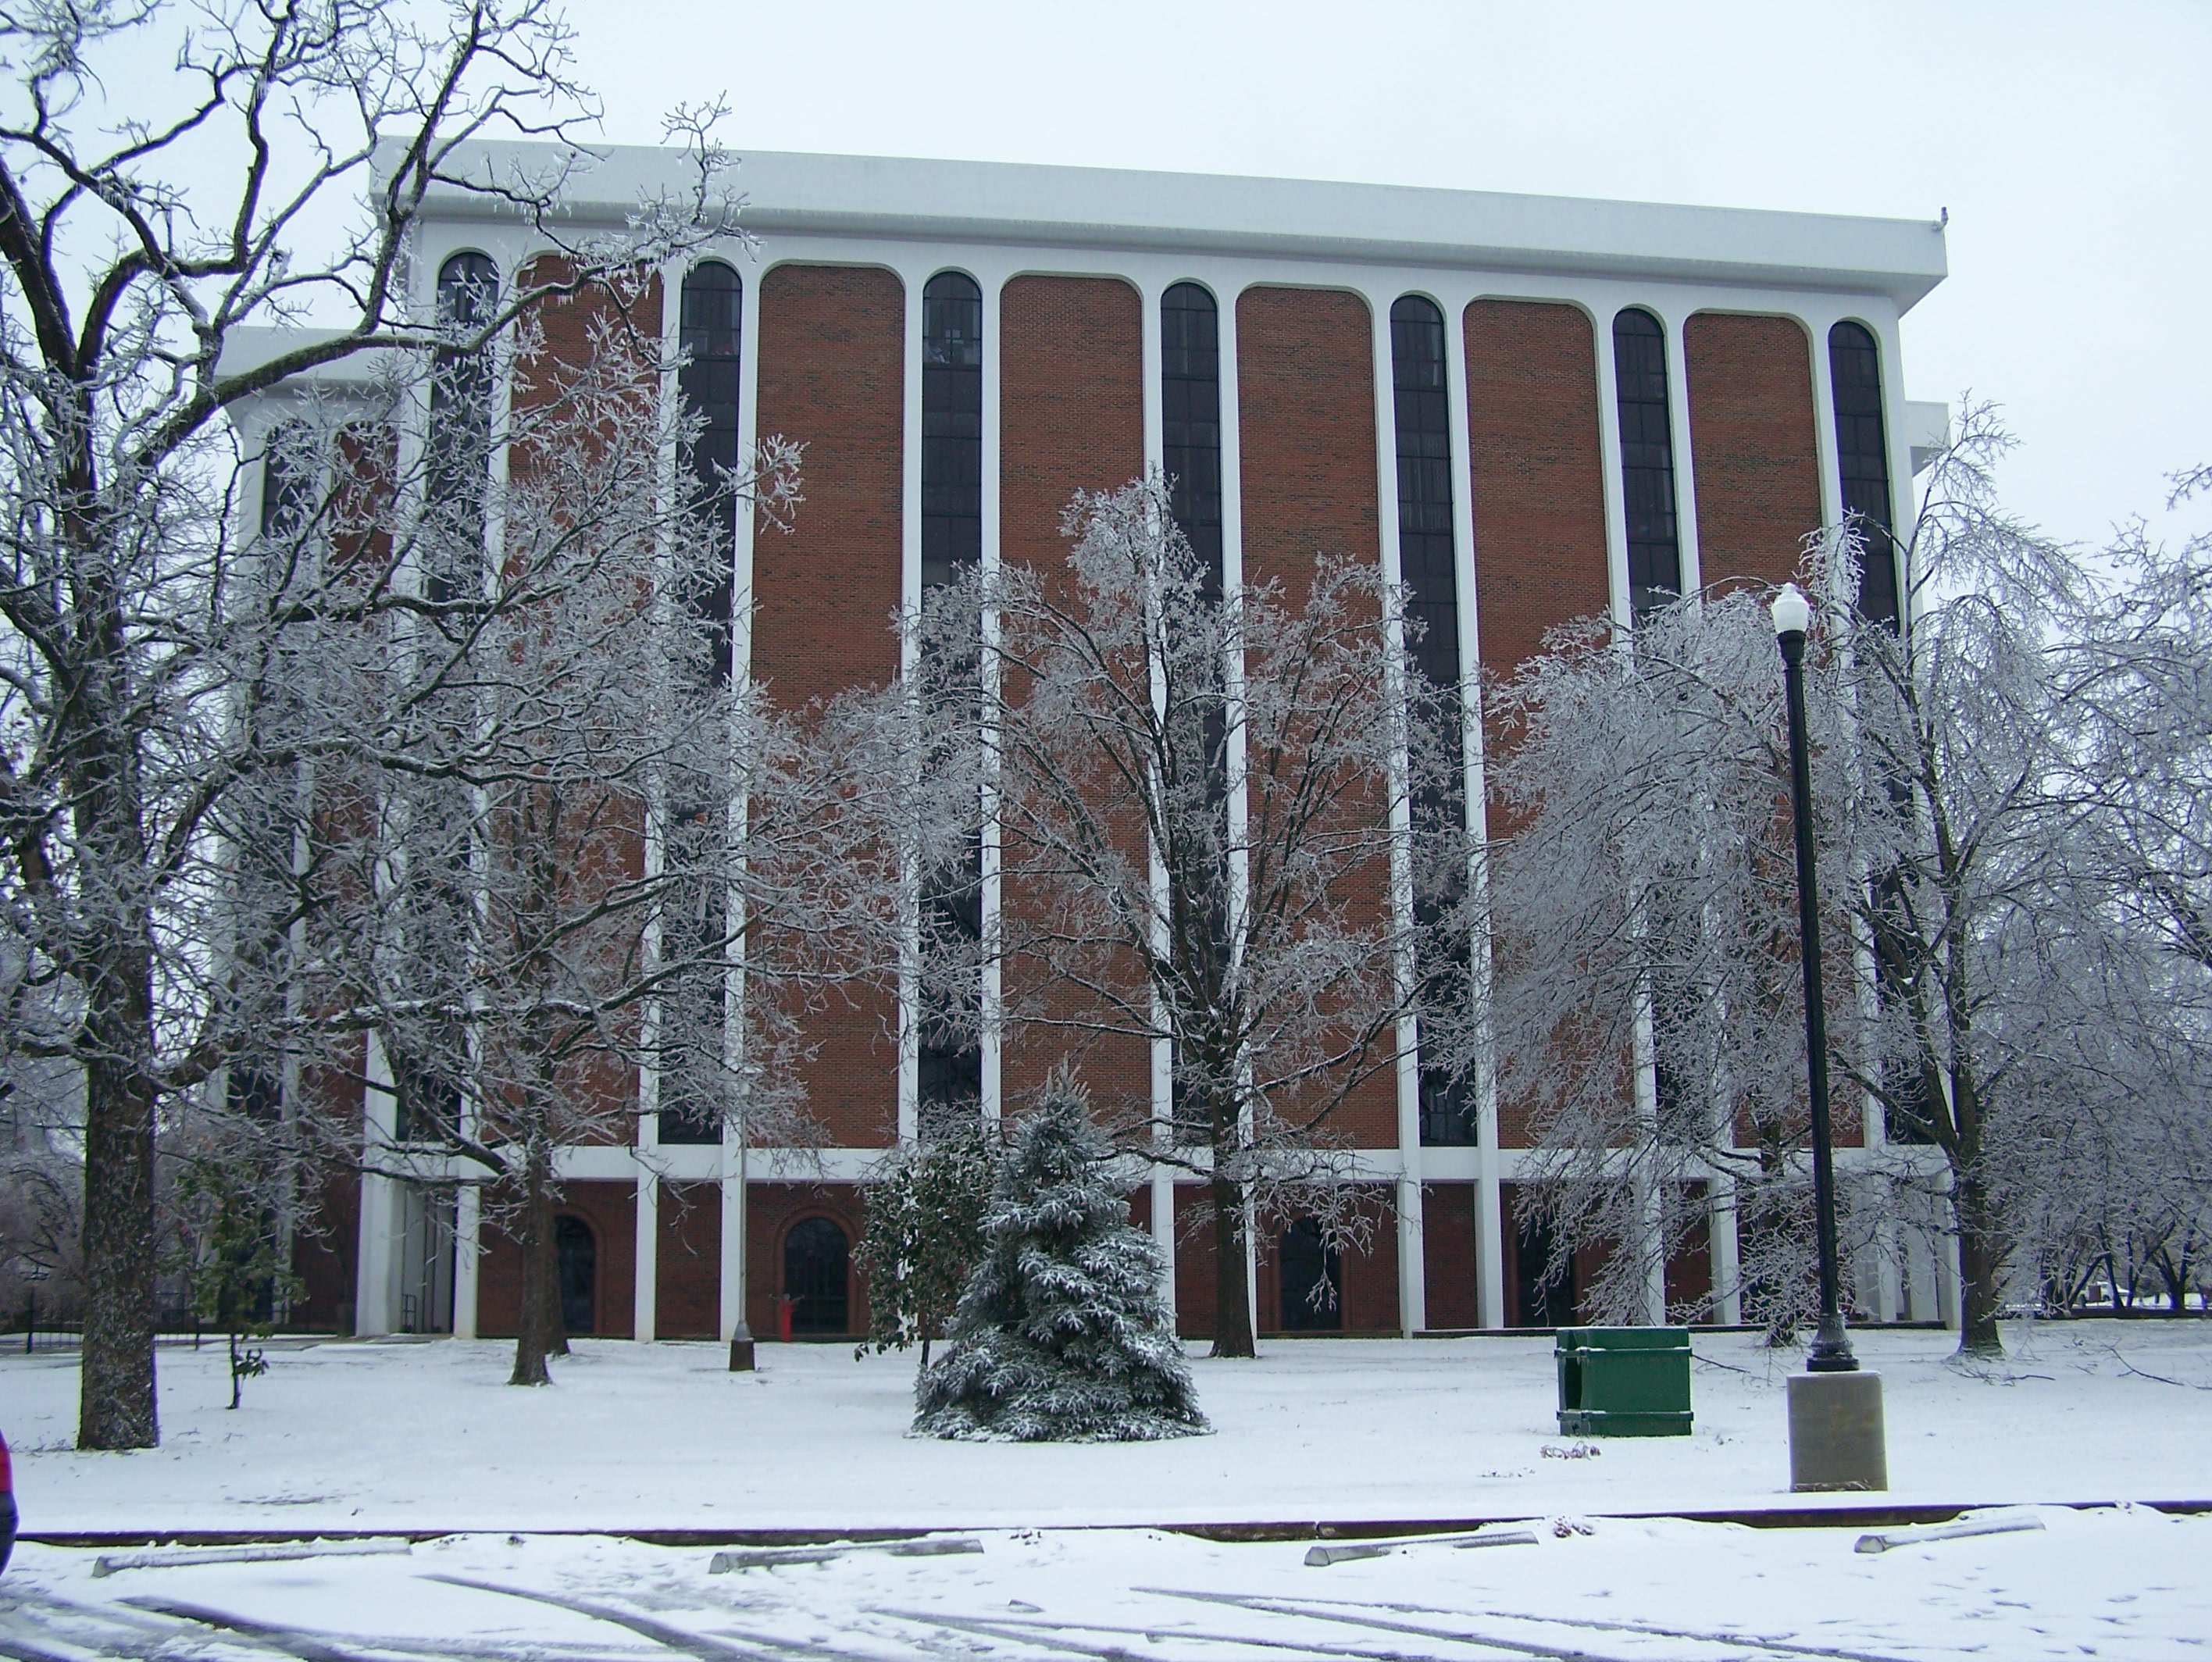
[
  {"left": 5, "top": 1508, "right": 2209, "bottom": 1660},
  {"left": 6, "top": 1321, "right": 2210, "bottom": 1534}
]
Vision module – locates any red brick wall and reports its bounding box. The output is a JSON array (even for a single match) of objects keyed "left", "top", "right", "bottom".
[
  {"left": 744, "top": 1180, "right": 871, "bottom": 1340},
  {"left": 1463, "top": 300, "right": 1611, "bottom": 685},
  {"left": 1684, "top": 313, "right": 1822, "bottom": 593},
  {"left": 1421, "top": 1182, "right": 1482, "bottom": 1330},
  {"left": 997, "top": 275, "right": 1152, "bottom": 1118},
  {"left": 754, "top": 265, "right": 907, "bottom": 1148},
  {"left": 1172, "top": 1184, "right": 1221, "bottom": 1339},
  {"left": 476, "top": 1178, "right": 637, "bottom": 1339},
  {"left": 655, "top": 1180, "right": 722, "bottom": 1339},
  {"left": 1236, "top": 286, "right": 1395, "bottom": 1148},
  {"left": 1463, "top": 300, "right": 1612, "bottom": 1150}
]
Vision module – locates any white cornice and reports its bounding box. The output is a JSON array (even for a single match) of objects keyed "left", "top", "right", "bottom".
[{"left": 392, "top": 141, "right": 1949, "bottom": 314}]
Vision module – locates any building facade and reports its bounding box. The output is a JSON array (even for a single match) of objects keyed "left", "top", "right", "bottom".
[{"left": 231, "top": 145, "right": 1954, "bottom": 1346}]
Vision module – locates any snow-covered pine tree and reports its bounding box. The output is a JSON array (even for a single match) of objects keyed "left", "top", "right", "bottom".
[{"left": 913, "top": 1079, "right": 1208, "bottom": 1443}]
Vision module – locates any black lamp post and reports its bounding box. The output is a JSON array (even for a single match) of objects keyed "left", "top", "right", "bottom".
[{"left": 1770, "top": 583, "right": 1857, "bottom": 1375}]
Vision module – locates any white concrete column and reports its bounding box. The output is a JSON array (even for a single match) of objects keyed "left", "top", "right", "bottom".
[
  {"left": 1137, "top": 280, "right": 1179, "bottom": 1320},
  {"left": 1443, "top": 298, "right": 1506, "bottom": 1332},
  {"left": 979, "top": 268, "right": 1004, "bottom": 1128},
  {"left": 896, "top": 259, "right": 926, "bottom": 1147},
  {"left": 1708, "top": 1172, "right": 1743, "bottom": 1325},
  {"left": 633, "top": 1168, "right": 658, "bottom": 1341},
  {"left": 1368, "top": 283, "right": 1426, "bottom": 1339},
  {"left": 1661, "top": 308, "right": 1704, "bottom": 594},
  {"left": 720, "top": 1142, "right": 749, "bottom": 1342},
  {"left": 452, "top": 1182, "right": 482, "bottom": 1338},
  {"left": 353, "top": 1030, "right": 400, "bottom": 1337}
]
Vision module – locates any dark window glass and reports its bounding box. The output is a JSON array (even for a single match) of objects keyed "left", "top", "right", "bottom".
[
  {"left": 680, "top": 262, "right": 744, "bottom": 683},
  {"left": 921, "top": 271, "right": 983, "bottom": 593},
  {"left": 555, "top": 1214, "right": 597, "bottom": 1336},
  {"left": 426, "top": 252, "right": 498, "bottom": 599},
  {"left": 783, "top": 1217, "right": 851, "bottom": 1335},
  {"left": 1161, "top": 283, "right": 1223, "bottom": 600},
  {"left": 1611, "top": 309, "right": 1681, "bottom": 621},
  {"left": 919, "top": 272, "right": 984, "bottom": 1126},
  {"left": 259, "top": 423, "right": 316, "bottom": 541},
  {"left": 1161, "top": 284, "right": 1231, "bottom": 1142},
  {"left": 1390, "top": 298, "right": 1476, "bottom": 1147},
  {"left": 658, "top": 807, "right": 726, "bottom": 1145},
  {"left": 1828, "top": 322, "right": 1899, "bottom": 629},
  {"left": 1278, "top": 1218, "right": 1343, "bottom": 1332},
  {"left": 1512, "top": 1211, "right": 1577, "bottom": 1327}
]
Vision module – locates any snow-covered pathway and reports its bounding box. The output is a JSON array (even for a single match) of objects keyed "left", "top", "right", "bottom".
[
  {"left": 5, "top": 1507, "right": 2207, "bottom": 1660},
  {"left": 6, "top": 1323, "right": 2210, "bottom": 1535}
]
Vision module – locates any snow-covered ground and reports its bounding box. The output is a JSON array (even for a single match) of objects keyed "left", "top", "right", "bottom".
[
  {"left": 6, "top": 1508, "right": 2208, "bottom": 1660},
  {"left": 7, "top": 1321, "right": 2210, "bottom": 1534}
]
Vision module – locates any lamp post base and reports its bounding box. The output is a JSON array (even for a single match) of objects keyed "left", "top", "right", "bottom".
[
  {"left": 727, "top": 1328, "right": 757, "bottom": 1373},
  {"left": 1806, "top": 1312, "right": 1860, "bottom": 1373},
  {"left": 1788, "top": 1371, "right": 1887, "bottom": 1492}
]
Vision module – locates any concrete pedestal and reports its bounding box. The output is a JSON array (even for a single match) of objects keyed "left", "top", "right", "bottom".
[{"left": 1788, "top": 1371, "right": 1887, "bottom": 1492}]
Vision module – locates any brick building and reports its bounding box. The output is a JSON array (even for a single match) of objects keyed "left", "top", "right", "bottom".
[{"left": 228, "top": 145, "right": 1953, "bottom": 1347}]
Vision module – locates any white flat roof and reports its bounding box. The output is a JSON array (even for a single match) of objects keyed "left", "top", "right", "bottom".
[{"left": 403, "top": 142, "right": 1948, "bottom": 313}]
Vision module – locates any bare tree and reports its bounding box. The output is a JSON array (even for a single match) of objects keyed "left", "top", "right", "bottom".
[
  {"left": 1485, "top": 407, "right": 2212, "bottom": 1356},
  {"left": 833, "top": 477, "right": 1472, "bottom": 1357},
  {"left": 0, "top": 0, "right": 751, "bottom": 1445},
  {"left": 262, "top": 307, "right": 866, "bottom": 1387}
]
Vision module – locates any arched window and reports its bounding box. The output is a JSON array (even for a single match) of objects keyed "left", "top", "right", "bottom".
[
  {"left": 555, "top": 1214, "right": 597, "bottom": 1336},
  {"left": 1828, "top": 322, "right": 1898, "bottom": 629},
  {"left": 920, "top": 271, "right": 983, "bottom": 593},
  {"left": 258, "top": 422, "right": 316, "bottom": 541},
  {"left": 1161, "top": 282, "right": 1222, "bottom": 599},
  {"left": 1391, "top": 297, "right": 1475, "bottom": 1147},
  {"left": 918, "top": 272, "right": 984, "bottom": 1128},
  {"left": 680, "top": 261, "right": 743, "bottom": 682},
  {"left": 1278, "top": 1218, "right": 1342, "bottom": 1332},
  {"left": 1611, "top": 308, "right": 1681, "bottom": 620},
  {"left": 426, "top": 252, "right": 498, "bottom": 590},
  {"left": 783, "top": 1216, "right": 851, "bottom": 1336}
]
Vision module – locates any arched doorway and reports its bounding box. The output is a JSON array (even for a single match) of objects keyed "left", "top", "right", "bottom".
[
  {"left": 783, "top": 1216, "right": 850, "bottom": 1336},
  {"left": 1279, "top": 1218, "right": 1342, "bottom": 1332},
  {"left": 555, "top": 1214, "right": 597, "bottom": 1336}
]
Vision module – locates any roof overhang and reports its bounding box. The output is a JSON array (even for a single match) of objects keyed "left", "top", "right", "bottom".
[{"left": 394, "top": 143, "right": 1949, "bottom": 316}]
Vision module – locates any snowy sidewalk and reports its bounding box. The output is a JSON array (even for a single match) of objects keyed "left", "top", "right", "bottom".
[
  {"left": 7, "top": 1323, "right": 2210, "bottom": 1535},
  {"left": 5, "top": 1509, "right": 2208, "bottom": 1660}
]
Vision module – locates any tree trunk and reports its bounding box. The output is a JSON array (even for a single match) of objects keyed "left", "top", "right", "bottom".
[
  {"left": 78, "top": 981, "right": 161, "bottom": 1450},
  {"left": 1953, "top": 1167, "right": 2005, "bottom": 1357},
  {"left": 1208, "top": 1171, "right": 1254, "bottom": 1359},
  {"left": 510, "top": 1149, "right": 555, "bottom": 1386}
]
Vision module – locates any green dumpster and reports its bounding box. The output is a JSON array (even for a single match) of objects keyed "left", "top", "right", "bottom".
[{"left": 1554, "top": 1326, "right": 1693, "bottom": 1437}]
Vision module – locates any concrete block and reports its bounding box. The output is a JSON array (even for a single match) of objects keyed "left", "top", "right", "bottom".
[{"left": 1788, "top": 1369, "right": 1888, "bottom": 1493}]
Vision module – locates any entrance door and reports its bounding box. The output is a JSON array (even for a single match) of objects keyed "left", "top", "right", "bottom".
[
  {"left": 1279, "top": 1218, "right": 1343, "bottom": 1332},
  {"left": 1515, "top": 1214, "right": 1576, "bottom": 1327},
  {"left": 783, "top": 1217, "right": 849, "bottom": 1336},
  {"left": 555, "top": 1214, "right": 597, "bottom": 1336}
]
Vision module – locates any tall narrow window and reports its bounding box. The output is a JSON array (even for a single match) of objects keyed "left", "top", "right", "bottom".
[
  {"left": 919, "top": 273, "right": 984, "bottom": 1129},
  {"left": 426, "top": 252, "right": 498, "bottom": 594},
  {"left": 921, "top": 272, "right": 983, "bottom": 592},
  {"left": 258, "top": 423, "right": 316, "bottom": 542},
  {"left": 1611, "top": 309, "right": 1681, "bottom": 620},
  {"left": 679, "top": 261, "right": 744, "bottom": 682},
  {"left": 395, "top": 251, "right": 498, "bottom": 1148},
  {"left": 1392, "top": 298, "right": 1475, "bottom": 1147},
  {"left": 659, "top": 262, "right": 745, "bottom": 1146},
  {"left": 1161, "top": 283, "right": 1229, "bottom": 1146},
  {"left": 1828, "top": 322, "right": 1899, "bottom": 629},
  {"left": 1161, "top": 283, "right": 1222, "bottom": 598}
]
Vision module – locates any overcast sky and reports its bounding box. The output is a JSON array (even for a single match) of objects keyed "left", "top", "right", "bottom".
[{"left": 568, "top": 0, "right": 2208, "bottom": 552}]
